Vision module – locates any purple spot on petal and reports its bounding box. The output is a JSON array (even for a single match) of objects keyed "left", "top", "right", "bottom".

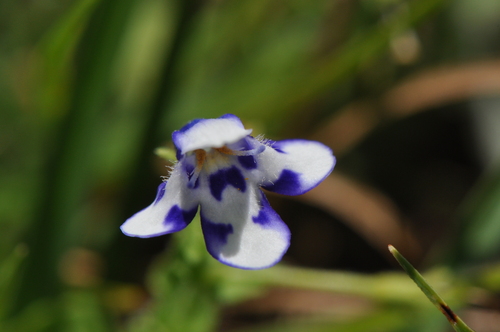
[
  {"left": 252, "top": 191, "right": 282, "bottom": 229},
  {"left": 209, "top": 172, "right": 226, "bottom": 200},
  {"left": 201, "top": 214, "right": 233, "bottom": 253},
  {"left": 226, "top": 167, "right": 246, "bottom": 191},
  {"left": 265, "top": 139, "right": 285, "bottom": 153},
  {"left": 209, "top": 169, "right": 227, "bottom": 201},
  {"left": 164, "top": 205, "right": 198, "bottom": 232},
  {"left": 183, "top": 163, "right": 200, "bottom": 189},
  {"left": 209, "top": 166, "right": 246, "bottom": 201},
  {"left": 238, "top": 155, "right": 257, "bottom": 169},
  {"left": 184, "top": 163, "right": 194, "bottom": 175},
  {"left": 270, "top": 140, "right": 290, "bottom": 153},
  {"left": 153, "top": 182, "right": 167, "bottom": 205},
  {"left": 233, "top": 138, "right": 259, "bottom": 169},
  {"left": 175, "top": 148, "right": 182, "bottom": 161},
  {"left": 252, "top": 207, "right": 270, "bottom": 226},
  {"left": 262, "top": 169, "right": 301, "bottom": 195}
]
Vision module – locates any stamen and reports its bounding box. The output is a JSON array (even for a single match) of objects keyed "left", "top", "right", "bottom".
[
  {"left": 188, "top": 150, "right": 206, "bottom": 188},
  {"left": 216, "top": 145, "right": 265, "bottom": 156}
]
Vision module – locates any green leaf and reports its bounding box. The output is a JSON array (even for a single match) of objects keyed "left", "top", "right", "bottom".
[
  {"left": 62, "top": 290, "right": 110, "bottom": 332},
  {"left": 455, "top": 167, "right": 500, "bottom": 262},
  {"left": 36, "top": 0, "right": 100, "bottom": 119},
  {"left": 389, "top": 245, "right": 475, "bottom": 332},
  {"left": 0, "top": 245, "right": 28, "bottom": 319},
  {"left": 17, "top": 0, "right": 139, "bottom": 310}
]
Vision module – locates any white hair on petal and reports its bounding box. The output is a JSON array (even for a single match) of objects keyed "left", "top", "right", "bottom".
[
  {"left": 161, "top": 162, "right": 177, "bottom": 182},
  {"left": 255, "top": 134, "right": 274, "bottom": 147}
]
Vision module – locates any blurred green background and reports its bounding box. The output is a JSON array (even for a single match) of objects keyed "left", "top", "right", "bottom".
[{"left": 2, "top": 0, "right": 500, "bottom": 331}]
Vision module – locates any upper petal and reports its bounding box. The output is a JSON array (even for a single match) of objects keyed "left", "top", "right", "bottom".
[
  {"left": 198, "top": 168, "right": 290, "bottom": 269},
  {"left": 172, "top": 114, "right": 252, "bottom": 155},
  {"left": 258, "top": 139, "right": 335, "bottom": 195},
  {"left": 120, "top": 165, "right": 199, "bottom": 238}
]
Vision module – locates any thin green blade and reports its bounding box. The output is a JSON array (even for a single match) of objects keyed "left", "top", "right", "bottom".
[{"left": 388, "top": 245, "right": 475, "bottom": 332}]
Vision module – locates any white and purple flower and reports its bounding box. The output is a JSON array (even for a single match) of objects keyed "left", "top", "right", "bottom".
[{"left": 121, "top": 114, "right": 335, "bottom": 269}]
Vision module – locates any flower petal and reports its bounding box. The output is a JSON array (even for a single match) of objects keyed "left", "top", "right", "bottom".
[
  {"left": 259, "top": 139, "right": 335, "bottom": 195},
  {"left": 199, "top": 180, "right": 290, "bottom": 269},
  {"left": 172, "top": 114, "right": 252, "bottom": 154},
  {"left": 120, "top": 166, "right": 199, "bottom": 238}
]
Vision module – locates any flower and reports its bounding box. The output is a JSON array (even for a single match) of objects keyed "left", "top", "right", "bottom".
[{"left": 121, "top": 114, "right": 335, "bottom": 269}]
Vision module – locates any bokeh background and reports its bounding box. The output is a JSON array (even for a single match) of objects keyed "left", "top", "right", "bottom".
[{"left": 2, "top": 0, "right": 500, "bottom": 331}]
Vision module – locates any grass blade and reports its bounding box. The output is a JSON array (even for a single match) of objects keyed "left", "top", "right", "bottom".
[{"left": 388, "top": 245, "right": 475, "bottom": 332}]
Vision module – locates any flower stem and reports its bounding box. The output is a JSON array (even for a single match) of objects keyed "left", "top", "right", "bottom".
[{"left": 208, "top": 262, "right": 458, "bottom": 306}]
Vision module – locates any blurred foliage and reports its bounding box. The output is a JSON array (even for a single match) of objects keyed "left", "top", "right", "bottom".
[{"left": 2, "top": 0, "right": 500, "bottom": 331}]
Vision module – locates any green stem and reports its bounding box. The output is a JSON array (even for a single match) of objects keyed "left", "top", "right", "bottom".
[{"left": 208, "top": 263, "right": 456, "bottom": 306}]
